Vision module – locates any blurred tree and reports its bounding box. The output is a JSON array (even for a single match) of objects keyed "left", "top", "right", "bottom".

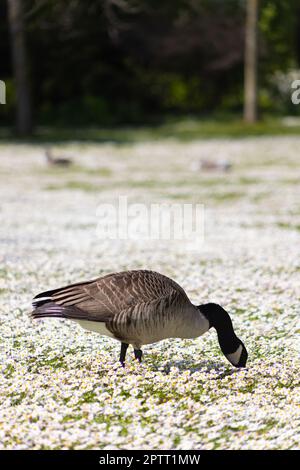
[
  {"left": 296, "top": 5, "right": 300, "bottom": 65},
  {"left": 7, "top": 0, "right": 32, "bottom": 135},
  {"left": 0, "top": 0, "right": 299, "bottom": 128},
  {"left": 103, "top": 0, "right": 245, "bottom": 114},
  {"left": 244, "top": 0, "right": 259, "bottom": 122}
]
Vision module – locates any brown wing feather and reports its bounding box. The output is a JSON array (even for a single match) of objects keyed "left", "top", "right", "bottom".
[{"left": 32, "top": 270, "right": 189, "bottom": 322}]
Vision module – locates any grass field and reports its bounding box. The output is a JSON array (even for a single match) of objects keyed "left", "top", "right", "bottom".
[
  {"left": 1, "top": 115, "right": 300, "bottom": 143},
  {"left": 0, "top": 134, "right": 299, "bottom": 449}
]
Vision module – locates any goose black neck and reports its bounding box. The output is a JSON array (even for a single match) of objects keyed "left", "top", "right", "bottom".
[{"left": 198, "top": 303, "right": 240, "bottom": 354}]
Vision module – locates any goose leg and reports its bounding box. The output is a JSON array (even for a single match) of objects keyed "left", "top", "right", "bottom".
[
  {"left": 134, "top": 349, "right": 143, "bottom": 363},
  {"left": 119, "top": 342, "right": 129, "bottom": 366}
]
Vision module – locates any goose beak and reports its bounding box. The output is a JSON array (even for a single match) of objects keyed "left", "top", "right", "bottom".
[
  {"left": 236, "top": 345, "right": 248, "bottom": 368},
  {"left": 226, "top": 342, "right": 248, "bottom": 368}
]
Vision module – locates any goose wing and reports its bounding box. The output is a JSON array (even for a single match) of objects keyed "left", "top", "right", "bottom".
[{"left": 32, "top": 270, "right": 189, "bottom": 322}]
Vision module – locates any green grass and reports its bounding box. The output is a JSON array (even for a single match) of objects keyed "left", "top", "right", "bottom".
[
  {"left": 209, "top": 191, "right": 244, "bottom": 202},
  {"left": 38, "top": 165, "right": 112, "bottom": 177},
  {"left": 277, "top": 222, "right": 300, "bottom": 231},
  {"left": 43, "top": 176, "right": 244, "bottom": 194},
  {"left": 45, "top": 181, "right": 101, "bottom": 192},
  {"left": 0, "top": 288, "right": 9, "bottom": 295},
  {"left": 1, "top": 115, "right": 300, "bottom": 143}
]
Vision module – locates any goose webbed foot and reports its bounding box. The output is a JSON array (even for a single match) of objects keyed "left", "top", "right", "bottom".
[
  {"left": 119, "top": 342, "right": 129, "bottom": 366},
  {"left": 134, "top": 349, "right": 143, "bottom": 363}
]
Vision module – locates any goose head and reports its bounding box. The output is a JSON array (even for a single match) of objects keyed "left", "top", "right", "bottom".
[{"left": 198, "top": 303, "right": 248, "bottom": 368}]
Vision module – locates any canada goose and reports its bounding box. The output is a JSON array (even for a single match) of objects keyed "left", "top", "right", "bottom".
[
  {"left": 192, "top": 158, "right": 232, "bottom": 172},
  {"left": 45, "top": 148, "right": 72, "bottom": 167},
  {"left": 31, "top": 270, "right": 248, "bottom": 368}
]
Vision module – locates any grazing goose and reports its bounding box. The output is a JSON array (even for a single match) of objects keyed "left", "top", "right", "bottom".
[
  {"left": 45, "top": 148, "right": 72, "bottom": 167},
  {"left": 192, "top": 158, "right": 232, "bottom": 172},
  {"left": 31, "top": 270, "right": 248, "bottom": 367}
]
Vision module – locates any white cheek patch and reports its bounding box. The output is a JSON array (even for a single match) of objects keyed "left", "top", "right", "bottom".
[{"left": 226, "top": 344, "right": 243, "bottom": 366}]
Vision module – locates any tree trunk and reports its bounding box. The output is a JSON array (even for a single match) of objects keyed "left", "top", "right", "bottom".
[
  {"left": 7, "top": 0, "right": 33, "bottom": 136},
  {"left": 244, "top": 0, "right": 259, "bottom": 123},
  {"left": 296, "top": 6, "right": 300, "bottom": 66}
]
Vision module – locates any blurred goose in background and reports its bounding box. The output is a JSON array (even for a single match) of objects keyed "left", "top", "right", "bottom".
[
  {"left": 31, "top": 270, "right": 248, "bottom": 368},
  {"left": 45, "top": 147, "right": 72, "bottom": 167},
  {"left": 191, "top": 158, "right": 232, "bottom": 172}
]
